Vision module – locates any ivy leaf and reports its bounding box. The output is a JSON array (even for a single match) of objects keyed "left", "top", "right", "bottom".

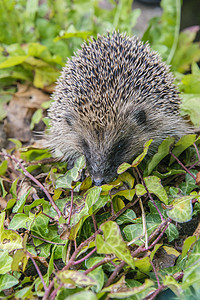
[
  {"left": 96, "top": 221, "right": 135, "bottom": 269},
  {"left": 167, "top": 195, "right": 198, "bottom": 223}
]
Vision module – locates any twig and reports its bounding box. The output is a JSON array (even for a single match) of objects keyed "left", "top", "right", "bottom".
[
  {"left": 31, "top": 234, "right": 65, "bottom": 246},
  {"left": 193, "top": 142, "right": 200, "bottom": 161},
  {"left": 84, "top": 256, "right": 115, "bottom": 275},
  {"left": 139, "top": 198, "right": 148, "bottom": 249},
  {"left": 42, "top": 279, "right": 54, "bottom": 300},
  {"left": 92, "top": 214, "right": 98, "bottom": 231},
  {"left": 63, "top": 229, "right": 102, "bottom": 270},
  {"left": 73, "top": 247, "right": 96, "bottom": 265},
  {"left": 150, "top": 260, "right": 160, "bottom": 287},
  {"left": 49, "top": 283, "right": 64, "bottom": 300},
  {"left": 170, "top": 151, "right": 196, "bottom": 181},
  {"left": 104, "top": 261, "right": 126, "bottom": 287},
  {"left": 0, "top": 152, "right": 62, "bottom": 218},
  {"left": 27, "top": 252, "right": 47, "bottom": 292}
]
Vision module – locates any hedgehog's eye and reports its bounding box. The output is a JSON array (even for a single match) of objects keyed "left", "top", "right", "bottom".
[
  {"left": 134, "top": 109, "right": 146, "bottom": 126},
  {"left": 65, "top": 113, "right": 74, "bottom": 127},
  {"left": 111, "top": 138, "right": 128, "bottom": 155}
]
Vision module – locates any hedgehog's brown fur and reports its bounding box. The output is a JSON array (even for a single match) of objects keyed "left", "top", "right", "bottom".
[{"left": 46, "top": 32, "right": 190, "bottom": 185}]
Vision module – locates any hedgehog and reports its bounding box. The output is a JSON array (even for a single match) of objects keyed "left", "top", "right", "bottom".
[{"left": 46, "top": 32, "right": 190, "bottom": 186}]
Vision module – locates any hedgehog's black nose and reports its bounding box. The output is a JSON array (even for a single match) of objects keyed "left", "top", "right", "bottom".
[{"left": 93, "top": 177, "right": 104, "bottom": 186}]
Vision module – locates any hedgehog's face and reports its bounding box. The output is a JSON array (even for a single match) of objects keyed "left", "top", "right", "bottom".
[{"left": 67, "top": 105, "right": 153, "bottom": 186}]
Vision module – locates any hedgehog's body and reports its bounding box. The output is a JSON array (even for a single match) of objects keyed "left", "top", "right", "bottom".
[{"left": 47, "top": 32, "right": 190, "bottom": 185}]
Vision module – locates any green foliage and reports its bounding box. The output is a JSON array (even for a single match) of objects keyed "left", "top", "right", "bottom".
[
  {"left": 0, "top": 0, "right": 200, "bottom": 299},
  {"left": 0, "top": 0, "right": 140, "bottom": 88}
]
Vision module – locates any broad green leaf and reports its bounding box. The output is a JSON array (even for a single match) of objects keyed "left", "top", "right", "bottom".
[
  {"left": 54, "top": 31, "right": 92, "bottom": 42},
  {"left": 135, "top": 256, "right": 151, "bottom": 274},
  {"left": 0, "top": 178, "right": 7, "bottom": 198},
  {"left": 11, "top": 249, "right": 28, "bottom": 272},
  {"left": 147, "top": 136, "right": 175, "bottom": 175},
  {"left": 8, "top": 213, "right": 35, "bottom": 230},
  {"left": 117, "top": 162, "right": 131, "bottom": 174},
  {"left": 131, "top": 139, "right": 153, "bottom": 167},
  {"left": 56, "top": 156, "right": 86, "bottom": 189},
  {"left": 20, "top": 147, "right": 52, "bottom": 162},
  {"left": 0, "top": 212, "right": 23, "bottom": 251},
  {"left": 0, "top": 160, "right": 7, "bottom": 176},
  {"left": 117, "top": 139, "right": 153, "bottom": 174},
  {"left": 58, "top": 270, "right": 96, "bottom": 287},
  {"left": 116, "top": 209, "right": 137, "bottom": 225},
  {"left": 0, "top": 274, "right": 19, "bottom": 292},
  {"left": 113, "top": 189, "right": 135, "bottom": 201},
  {"left": 96, "top": 221, "right": 135, "bottom": 269},
  {"left": 30, "top": 108, "right": 43, "bottom": 130},
  {"left": 108, "top": 279, "right": 154, "bottom": 298},
  {"left": 118, "top": 172, "right": 135, "bottom": 189},
  {"left": 85, "top": 187, "right": 101, "bottom": 211},
  {"left": 167, "top": 195, "right": 197, "bottom": 223},
  {"left": 12, "top": 188, "right": 32, "bottom": 213},
  {"left": 0, "top": 56, "right": 28, "bottom": 68},
  {"left": 136, "top": 176, "right": 168, "bottom": 205},
  {"left": 65, "top": 291, "right": 97, "bottom": 300},
  {"left": 170, "top": 134, "right": 197, "bottom": 165},
  {"left": 0, "top": 250, "right": 13, "bottom": 274},
  {"left": 182, "top": 236, "right": 197, "bottom": 259},
  {"left": 85, "top": 257, "right": 105, "bottom": 293}
]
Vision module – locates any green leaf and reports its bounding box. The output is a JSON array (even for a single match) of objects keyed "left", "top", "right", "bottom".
[
  {"left": 182, "top": 236, "right": 197, "bottom": 259},
  {"left": 0, "top": 274, "right": 19, "bottom": 292},
  {"left": 12, "top": 188, "right": 32, "bottom": 213},
  {"left": 108, "top": 279, "right": 154, "bottom": 298},
  {"left": 65, "top": 291, "right": 97, "bottom": 300},
  {"left": 116, "top": 209, "right": 137, "bottom": 225},
  {"left": 181, "top": 94, "right": 200, "bottom": 127},
  {"left": 167, "top": 195, "right": 198, "bottom": 223},
  {"left": 0, "top": 212, "right": 23, "bottom": 251},
  {"left": 0, "top": 250, "right": 13, "bottom": 274},
  {"left": 0, "top": 178, "right": 7, "bottom": 198},
  {"left": 147, "top": 136, "right": 175, "bottom": 175},
  {"left": 96, "top": 221, "right": 135, "bottom": 269},
  {"left": 85, "top": 187, "right": 101, "bottom": 211},
  {"left": 113, "top": 189, "right": 135, "bottom": 201},
  {"left": 56, "top": 156, "right": 86, "bottom": 189},
  {"left": 117, "top": 139, "right": 153, "bottom": 174},
  {"left": 85, "top": 257, "right": 105, "bottom": 293},
  {"left": 117, "top": 162, "right": 131, "bottom": 175},
  {"left": 170, "top": 134, "right": 197, "bottom": 165},
  {"left": 58, "top": 270, "right": 96, "bottom": 287},
  {"left": 131, "top": 139, "right": 153, "bottom": 167},
  {"left": 136, "top": 176, "right": 168, "bottom": 205},
  {"left": 30, "top": 108, "right": 43, "bottom": 130},
  {"left": 0, "top": 56, "right": 28, "bottom": 68},
  {"left": 8, "top": 213, "right": 35, "bottom": 230},
  {"left": 182, "top": 239, "right": 200, "bottom": 289},
  {"left": 0, "top": 160, "right": 7, "bottom": 176}
]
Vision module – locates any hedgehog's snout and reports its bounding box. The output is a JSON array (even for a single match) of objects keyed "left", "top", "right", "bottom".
[{"left": 93, "top": 176, "right": 105, "bottom": 186}]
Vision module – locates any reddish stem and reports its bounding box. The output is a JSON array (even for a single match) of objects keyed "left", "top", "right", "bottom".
[
  {"left": 0, "top": 152, "right": 62, "bottom": 218},
  {"left": 104, "top": 261, "right": 126, "bottom": 287},
  {"left": 73, "top": 247, "right": 97, "bottom": 265},
  {"left": 27, "top": 252, "right": 47, "bottom": 292},
  {"left": 84, "top": 256, "right": 115, "bottom": 275},
  {"left": 170, "top": 151, "right": 196, "bottom": 181}
]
